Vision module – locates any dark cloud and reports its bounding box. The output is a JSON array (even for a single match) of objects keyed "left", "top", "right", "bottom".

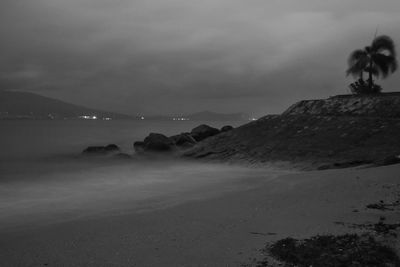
[{"left": 1, "top": 0, "right": 400, "bottom": 116}]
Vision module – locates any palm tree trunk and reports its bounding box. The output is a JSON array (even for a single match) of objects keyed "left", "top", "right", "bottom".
[{"left": 368, "top": 57, "right": 373, "bottom": 88}]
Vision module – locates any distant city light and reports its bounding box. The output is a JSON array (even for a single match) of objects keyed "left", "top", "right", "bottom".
[
  {"left": 78, "top": 115, "right": 98, "bottom": 120},
  {"left": 141, "top": 116, "right": 145, "bottom": 120}
]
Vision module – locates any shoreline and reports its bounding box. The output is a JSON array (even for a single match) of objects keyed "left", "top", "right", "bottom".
[
  {"left": 1, "top": 163, "right": 399, "bottom": 266},
  {"left": 0, "top": 159, "right": 289, "bottom": 233}
]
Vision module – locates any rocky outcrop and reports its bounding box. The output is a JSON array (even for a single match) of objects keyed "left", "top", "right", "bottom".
[
  {"left": 83, "top": 144, "right": 120, "bottom": 154},
  {"left": 105, "top": 144, "right": 119, "bottom": 151},
  {"left": 133, "top": 124, "right": 222, "bottom": 154},
  {"left": 190, "top": 124, "right": 220, "bottom": 141},
  {"left": 184, "top": 94, "right": 400, "bottom": 169},
  {"left": 133, "top": 141, "right": 145, "bottom": 153},
  {"left": 170, "top": 133, "right": 197, "bottom": 148},
  {"left": 221, "top": 125, "right": 234, "bottom": 132},
  {"left": 138, "top": 133, "right": 175, "bottom": 152},
  {"left": 283, "top": 93, "right": 400, "bottom": 118}
]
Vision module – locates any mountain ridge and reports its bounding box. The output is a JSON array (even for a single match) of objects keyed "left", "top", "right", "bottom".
[
  {"left": 0, "top": 90, "right": 133, "bottom": 120},
  {"left": 0, "top": 91, "right": 249, "bottom": 121},
  {"left": 184, "top": 111, "right": 249, "bottom": 121}
]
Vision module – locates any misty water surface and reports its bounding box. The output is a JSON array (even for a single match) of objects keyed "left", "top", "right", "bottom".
[{"left": 0, "top": 120, "right": 282, "bottom": 231}]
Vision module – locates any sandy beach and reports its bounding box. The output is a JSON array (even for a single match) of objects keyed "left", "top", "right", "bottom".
[
  {"left": 1, "top": 163, "right": 399, "bottom": 267},
  {"left": 2, "top": 0, "right": 400, "bottom": 265}
]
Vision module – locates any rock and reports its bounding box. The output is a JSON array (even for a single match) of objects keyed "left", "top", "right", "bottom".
[
  {"left": 105, "top": 144, "right": 120, "bottom": 152},
  {"left": 83, "top": 146, "right": 106, "bottom": 154},
  {"left": 83, "top": 144, "right": 120, "bottom": 154},
  {"left": 133, "top": 141, "right": 145, "bottom": 153},
  {"left": 333, "top": 160, "right": 372, "bottom": 168},
  {"left": 143, "top": 133, "right": 175, "bottom": 151},
  {"left": 170, "top": 133, "right": 197, "bottom": 147},
  {"left": 366, "top": 203, "right": 393, "bottom": 211},
  {"left": 190, "top": 124, "right": 220, "bottom": 141},
  {"left": 221, "top": 125, "right": 234, "bottom": 132}
]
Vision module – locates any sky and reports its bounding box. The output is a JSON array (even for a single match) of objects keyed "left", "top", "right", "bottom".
[{"left": 1, "top": 0, "right": 400, "bottom": 117}]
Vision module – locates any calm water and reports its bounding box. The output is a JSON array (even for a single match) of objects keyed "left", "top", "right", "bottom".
[
  {"left": 0, "top": 120, "right": 241, "bottom": 161},
  {"left": 0, "top": 120, "right": 280, "bottom": 231}
]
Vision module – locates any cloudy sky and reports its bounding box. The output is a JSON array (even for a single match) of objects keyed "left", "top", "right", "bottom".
[{"left": 1, "top": 0, "right": 400, "bottom": 116}]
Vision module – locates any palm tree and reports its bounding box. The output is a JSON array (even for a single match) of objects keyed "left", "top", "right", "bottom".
[{"left": 346, "top": 35, "right": 398, "bottom": 93}]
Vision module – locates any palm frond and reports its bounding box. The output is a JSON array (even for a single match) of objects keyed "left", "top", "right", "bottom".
[
  {"left": 372, "top": 56, "right": 390, "bottom": 78},
  {"left": 346, "top": 49, "right": 368, "bottom": 77},
  {"left": 346, "top": 65, "right": 361, "bottom": 77},
  {"left": 364, "top": 66, "right": 380, "bottom": 77},
  {"left": 347, "top": 49, "right": 367, "bottom": 66},
  {"left": 390, "top": 57, "right": 398, "bottom": 73},
  {"left": 371, "top": 35, "right": 396, "bottom": 57},
  {"left": 347, "top": 34, "right": 397, "bottom": 92},
  {"left": 372, "top": 54, "right": 397, "bottom": 78}
]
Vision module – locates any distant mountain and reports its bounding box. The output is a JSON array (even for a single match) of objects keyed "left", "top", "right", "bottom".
[
  {"left": 137, "top": 111, "right": 251, "bottom": 121},
  {"left": 185, "top": 111, "right": 249, "bottom": 121},
  {"left": 0, "top": 91, "right": 133, "bottom": 120}
]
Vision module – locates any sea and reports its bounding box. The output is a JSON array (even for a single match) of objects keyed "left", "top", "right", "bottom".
[{"left": 0, "top": 120, "right": 279, "bottom": 231}]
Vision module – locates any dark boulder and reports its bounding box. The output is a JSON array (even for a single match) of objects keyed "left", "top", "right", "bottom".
[
  {"left": 170, "top": 133, "right": 197, "bottom": 147},
  {"left": 221, "top": 125, "right": 234, "bottom": 132},
  {"left": 83, "top": 144, "right": 120, "bottom": 154},
  {"left": 190, "top": 124, "right": 220, "bottom": 141},
  {"left": 143, "top": 133, "right": 175, "bottom": 151},
  {"left": 105, "top": 144, "right": 120, "bottom": 152},
  {"left": 83, "top": 146, "right": 106, "bottom": 154},
  {"left": 133, "top": 141, "right": 145, "bottom": 153}
]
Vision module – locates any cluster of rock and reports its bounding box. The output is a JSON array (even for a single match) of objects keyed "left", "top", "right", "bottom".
[
  {"left": 133, "top": 124, "right": 233, "bottom": 153},
  {"left": 81, "top": 124, "right": 233, "bottom": 158},
  {"left": 83, "top": 144, "right": 120, "bottom": 154},
  {"left": 82, "top": 144, "right": 131, "bottom": 159}
]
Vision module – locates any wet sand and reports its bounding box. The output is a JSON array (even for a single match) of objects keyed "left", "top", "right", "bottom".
[{"left": 1, "top": 164, "right": 399, "bottom": 266}]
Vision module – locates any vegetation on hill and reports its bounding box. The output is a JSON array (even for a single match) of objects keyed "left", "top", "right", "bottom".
[{"left": 347, "top": 35, "right": 397, "bottom": 94}]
